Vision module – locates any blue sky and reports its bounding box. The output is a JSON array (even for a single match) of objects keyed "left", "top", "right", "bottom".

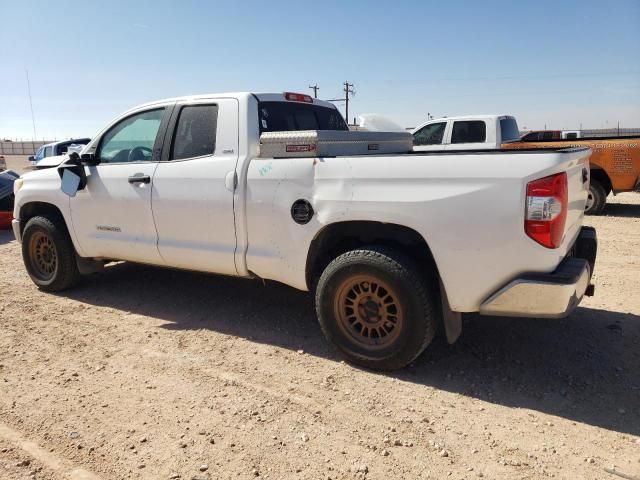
[{"left": 1, "top": 0, "right": 639, "bottom": 139}]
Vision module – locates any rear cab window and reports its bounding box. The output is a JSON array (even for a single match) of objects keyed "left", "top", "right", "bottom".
[
  {"left": 499, "top": 118, "right": 520, "bottom": 143},
  {"left": 451, "top": 121, "right": 486, "bottom": 144},
  {"left": 258, "top": 102, "right": 348, "bottom": 133}
]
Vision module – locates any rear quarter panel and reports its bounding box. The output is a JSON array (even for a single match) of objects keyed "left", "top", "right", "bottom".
[{"left": 244, "top": 149, "right": 590, "bottom": 312}]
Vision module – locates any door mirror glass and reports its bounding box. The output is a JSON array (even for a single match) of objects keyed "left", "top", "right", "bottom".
[
  {"left": 61, "top": 169, "right": 81, "bottom": 197},
  {"left": 58, "top": 159, "right": 88, "bottom": 197}
]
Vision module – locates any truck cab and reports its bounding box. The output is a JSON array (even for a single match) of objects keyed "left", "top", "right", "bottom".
[{"left": 411, "top": 115, "right": 520, "bottom": 151}]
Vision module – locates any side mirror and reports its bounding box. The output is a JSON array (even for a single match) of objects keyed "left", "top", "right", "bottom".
[
  {"left": 58, "top": 153, "right": 88, "bottom": 197},
  {"left": 28, "top": 155, "right": 35, "bottom": 161}
]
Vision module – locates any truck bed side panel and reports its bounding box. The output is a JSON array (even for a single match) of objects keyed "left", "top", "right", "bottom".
[{"left": 244, "top": 149, "right": 590, "bottom": 312}]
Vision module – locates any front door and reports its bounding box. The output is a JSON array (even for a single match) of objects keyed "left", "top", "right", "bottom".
[
  {"left": 412, "top": 121, "right": 447, "bottom": 151},
  {"left": 69, "top": 107, "right": 169, "bottom": 264},
  {"left": 151, "top": 98, "right": 239, "bottom": 275}
]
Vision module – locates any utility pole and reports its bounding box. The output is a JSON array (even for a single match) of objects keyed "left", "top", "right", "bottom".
[
  {"left": 308, "top": 84, "right": 319, "bottom": 98},
  {"left": 325, "top": 81, "right": 355, "bottom": 124},
  {"left": 26, "top": 69, "right": 37, "bottom": 140},
  {"left": 343, "top": 81, "right": 354, "bottom": 124}
]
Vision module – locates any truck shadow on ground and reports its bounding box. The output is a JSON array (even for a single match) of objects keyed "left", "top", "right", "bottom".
[
  {"left": 603, "top": 201, "right": 640, "bottom": 218},
  {"left": 63, "top": 262, "right": 639, "bottom": 437}
]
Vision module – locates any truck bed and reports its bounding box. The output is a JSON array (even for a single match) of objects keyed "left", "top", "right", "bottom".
[{"left": 244, "top": 147, "right": 591, "bottom": 312}]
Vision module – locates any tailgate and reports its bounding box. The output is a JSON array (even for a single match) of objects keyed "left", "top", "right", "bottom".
[{"left": 563, "top": 148, "right": 591, "bottom": 248}]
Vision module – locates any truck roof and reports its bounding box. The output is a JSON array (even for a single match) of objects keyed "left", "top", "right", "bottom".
[
  {"left": 126, "top": 92, "right": 338, "bottom": 115},
  {"left": 425, "top": 114, "right": 514, "bottom": 122}
]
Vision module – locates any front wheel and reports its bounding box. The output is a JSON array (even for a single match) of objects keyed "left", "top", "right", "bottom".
[
  {"left": 315, "top": 246, "right": 438, "bottom": 370},
  {"left": 585, "top": 179, "right": 607, "bottom": 215},
  {"left": 21, "top": 215, "right": 80, "bottom": 291}
]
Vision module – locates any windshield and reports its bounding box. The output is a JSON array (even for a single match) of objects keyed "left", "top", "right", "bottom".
[
  {"left": 258, "top": 102, "right": 348, "bottom": 133},
  {"left": 500, "top": 118, "right": 520, "bottom": 142}
]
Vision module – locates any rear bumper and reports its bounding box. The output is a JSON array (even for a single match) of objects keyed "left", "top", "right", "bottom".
[
  {"left": 479, "top": 226, "right": 597, "bottom": 318},
  {"left": 12, "top": 219, "right": 21, "bottom": 243}
]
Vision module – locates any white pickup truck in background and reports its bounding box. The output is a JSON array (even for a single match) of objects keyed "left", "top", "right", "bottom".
[
  {"left": 12, "top": 92, "right": 597, "bottom": 370},
  {"left": 411, "top": 114, "right": 522, "bottom": 151}
]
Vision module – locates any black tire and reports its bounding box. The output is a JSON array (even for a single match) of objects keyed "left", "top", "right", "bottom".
[
  {"left": 21, "top": 215, "right": 80, "bottom": 292},
  {"left": 585, "top": 179, "right": 607, "bottom": 215},
  {"left": 315, "top": 246, "right": 438, "bottom": 370}
]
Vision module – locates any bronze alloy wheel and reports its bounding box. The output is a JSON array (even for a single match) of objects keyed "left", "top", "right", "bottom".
[
  {"left": 28, "top": 231, "right": 58, "bottom": 281},
  {"left": 333, "top": 274, "right": 403, "bottom": 350}
]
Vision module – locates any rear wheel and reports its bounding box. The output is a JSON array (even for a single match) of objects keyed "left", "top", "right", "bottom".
[
  {"left": 22, "top": 215, "right": 80, "bottom": 291},
  {"left": 585, "top": 179, "right": 607, "bottom": 215},
  {"left": 315, "top": 246, "right": 438, "bottom": 370}
]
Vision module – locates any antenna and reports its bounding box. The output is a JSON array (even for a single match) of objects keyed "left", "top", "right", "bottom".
[{"left": 26, "top": 69, "right": 37, "bottom": 140}]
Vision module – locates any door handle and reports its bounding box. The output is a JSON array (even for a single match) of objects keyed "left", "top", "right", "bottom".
[{"left": 128, "top": 174, "right": 151, "bottom": 184}]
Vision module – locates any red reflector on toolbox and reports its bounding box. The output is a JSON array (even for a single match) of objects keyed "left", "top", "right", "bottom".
[{"left": 286, "top": 144, "right": 316, "bottom": 153}]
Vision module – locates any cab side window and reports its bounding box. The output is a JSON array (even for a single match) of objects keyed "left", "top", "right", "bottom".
[
  {"left": 413, "top": 122, "right": 446, "bottom": 146},
  {"left": 170, "top": 105, "right": 218, "bottom": 161},
  {"left": 98, "top": 108, "right": 165, "bottom": 163},
  {"left": 44, "top": 146, "right": 53, "bottom": 157},
  {"left": 451, "top": 121, "right": 486, "bottom": 144}
]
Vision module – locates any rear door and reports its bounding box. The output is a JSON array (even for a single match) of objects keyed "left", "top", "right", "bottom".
[
  {"left": 151, "top": 98, "right": 239, "bottom": 275},
  {"left": 445, "top": 120, "right": 489, "bottom": 150}
]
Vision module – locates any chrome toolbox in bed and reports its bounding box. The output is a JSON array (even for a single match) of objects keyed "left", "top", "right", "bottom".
[{"left": 259, "top": 130, "right": 413, "bottom": 158}]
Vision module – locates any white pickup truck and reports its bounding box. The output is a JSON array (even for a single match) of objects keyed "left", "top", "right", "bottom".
[
  {"left": 12, "top": 92, "right": 597, "bottom": 370},
  {"left": 411, "top": 114, "right": 522, "bottom": 151}
]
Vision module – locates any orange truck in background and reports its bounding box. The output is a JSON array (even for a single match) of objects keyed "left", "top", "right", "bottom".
[
  {"left": 505, "top": 136, "right": 640, "bottom": 214},
  {"left": 410, "top": 116, "right": 639, "bottom": 214}
]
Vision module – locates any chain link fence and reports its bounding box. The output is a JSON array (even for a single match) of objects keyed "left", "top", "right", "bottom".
[{"left": 0, "top": 141, "right": 55, "bottom": 155}]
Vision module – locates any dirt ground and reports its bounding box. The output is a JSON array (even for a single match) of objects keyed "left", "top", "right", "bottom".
[{"left": 1, "top": 155, "right": 638, "bottom": 480}]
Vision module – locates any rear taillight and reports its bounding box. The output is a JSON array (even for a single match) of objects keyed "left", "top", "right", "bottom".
[
  {"left": 284, "top": 92, "right": 313, "bottom": 103},
  {"left": 525, "top": 172, "right": 567, "bottom": 249}
]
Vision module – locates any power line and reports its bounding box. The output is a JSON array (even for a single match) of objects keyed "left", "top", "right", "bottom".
[
  {"left": 308, "top": 84, "right": 319, "bottom": 98},
  {"left": 25, "top": 69, "right": 37, "bottom": 140}
]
